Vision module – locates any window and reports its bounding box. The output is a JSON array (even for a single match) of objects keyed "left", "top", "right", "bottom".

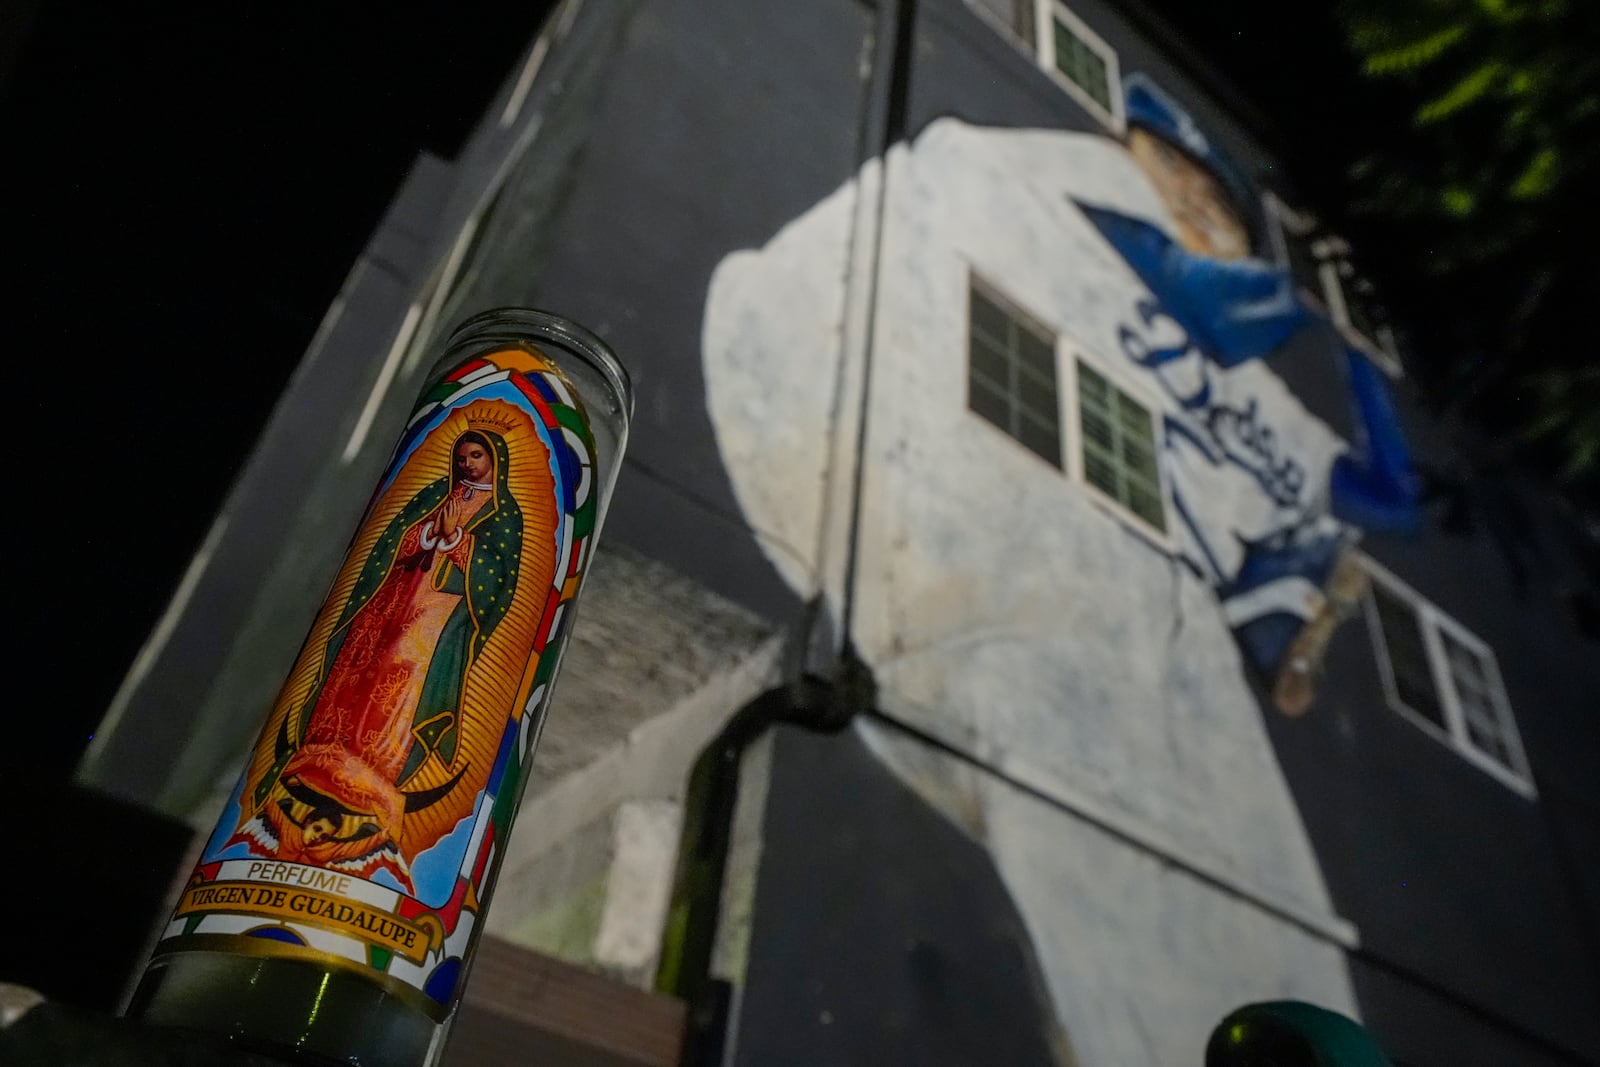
[
  {"left": 1037, "top": 2, "right": 1122, "bottom": 129},
  {"left": 1439, "top": 627, "right": 1520, "bottom": 769},
  {"left": 1264, "top": 195, "right": 1404, "bottom": 378},
  {"left": 967, "top": 1, "right": 1123, "bottom": 130},
  {"left": 1362, "top": 558, "right": 1534, "bottom": 795},
  {"left": 968, "top": 282, "right": 1062, "bottom": 467},
  {"left": 1367, "top": 579, "right": 1446, "bottom": 730},
  {"left": 1340, "top": 274, "right": 1382, "bottom": 345},
  {"left": 1326, "top": 263, "right": 1404, "bottom": 377},
  {"left": 966, "top": 277, "right": 1171, "bottom": 543},
  {"left": 1075, "top": 360, "right": 1166, "bottom": 533},
  {"left": 1263, "top": 193, "right": 1324, "bottom": 303},
  {"left": 1048, "top": 11, "right": 1112, "bottom": 111}
]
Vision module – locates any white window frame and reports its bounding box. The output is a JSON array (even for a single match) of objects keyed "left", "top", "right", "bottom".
[
  {"left": 1261, "top": 191, "right": 1318, "bottom": 294},
  {"left": 965, "top": 273, "right": 1066, "bottom": 470},
  {"left": 1262, "top": 193, "right": 1405, "bottom": 379},
  {"left": 961, "top": 272, "right": 1173, "bottom": 550},
  {"left": 1360, "top": 555, "right": 1536, "bottom": 798},
  {"left": 1326, "top": 260, "right": 1405, "bottom": 378},
  {"left": 1060, "top": 340, "right": 1174, "bottom": 551},
  {"left": 963, "top": 0, "right": 1126, "bottom": 132},
  {"left": 1034, "top": 0, "right": 1126, "bottom": 133}
]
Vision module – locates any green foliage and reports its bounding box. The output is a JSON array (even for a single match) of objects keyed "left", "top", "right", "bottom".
[
  {"left": 1508, "top": 145, "right": 1560, "bottom": 197},
  {"left": 1439, "top": 185, "right": 1476, "bottom": 215},
  {"left": 1415, "top": 60, "right": 1503, "bottom": 122},
  {"left": 1358, "top": 23, "right": 1467, "bottom": 74},
  {"left": 1338, "top": 0, "right": 1600, "bottom": 486},
  {"left": 1526, "top": 369, "right": 1600, "bottom": 479}
]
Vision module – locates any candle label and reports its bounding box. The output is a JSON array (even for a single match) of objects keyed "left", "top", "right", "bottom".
[{"left": 154, "top": 345, "right": 599, "bottom": 1017}]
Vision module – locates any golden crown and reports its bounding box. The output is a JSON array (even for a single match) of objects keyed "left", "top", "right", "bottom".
[{"left": 464, "top": 406, "right": 522, "bottom": 433}]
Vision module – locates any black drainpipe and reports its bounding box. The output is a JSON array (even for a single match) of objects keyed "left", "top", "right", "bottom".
[
  {"left": 656, "top": 646, "right": 875, "bottom": 1067},
  {"left": 658, "top": 0, "right": 916, "bottom": 1062}
]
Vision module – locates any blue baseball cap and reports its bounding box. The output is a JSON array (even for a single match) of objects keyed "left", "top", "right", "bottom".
[{"left": 1123, "top": 72, "right": 1255, "bottom": 218}]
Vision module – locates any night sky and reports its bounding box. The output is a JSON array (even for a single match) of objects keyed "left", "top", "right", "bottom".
[{"left": 6, "top": 5, "right": 554, "bottom": 781}]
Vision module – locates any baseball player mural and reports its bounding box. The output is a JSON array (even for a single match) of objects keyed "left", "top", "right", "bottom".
[
  {"left": 1082, "top": 74, "right": 1423, "bottom": 714},
  {"left": 705, "top": 69, "right": 1421, "bottom": 723},
  {"left": 701, "top": 68, "right": 1418, "bottom": 1052}
]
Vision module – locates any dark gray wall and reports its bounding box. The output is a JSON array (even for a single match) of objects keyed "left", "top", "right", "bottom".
[
  {"left": 1273, "top": 389, "right": 1600, "bottom": 1060},
  {"left": 1347, "top": 956, "right": 1586, "bottom": 1067},
  {"left": 441, "top": 0, "right": 879, "bottom": 628},
  {"left": 736, "top": 726, "right": 1074, "bottom": 1067}
]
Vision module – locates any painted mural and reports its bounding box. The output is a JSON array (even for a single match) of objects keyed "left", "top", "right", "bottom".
[
  {"left": 702, "top": 65, "right": 1423, "bottom": 1061},
  {"left": 1082, "top": 74, "right": 1420, "bottom": 716}
]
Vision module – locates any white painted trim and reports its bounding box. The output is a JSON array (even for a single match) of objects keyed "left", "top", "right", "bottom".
[
  {"left": 1059, "top": 335, "right": 1083, "bottom": 482},
  {"left": 1326, "top": 256, "right": 1403, "bottom": 380},
  {"left": 500, "top": 36, "right": 552, "bottom": 129},
  {"left": 411, "top": 1, "right": 573, "bottom": 379},
  {"left": 1034, "top": 0, "right": 1125, "bottom": 133},
  {"left": 1066, "top": 327, "right": 1165, "bottom": 412},
  {"left": 401, "top": 213, "right": 480, "bottom": 377},
  {"left": 301, "top": 278, "right": 352, "bottom": 371},
  {"left": 1478, "top": 638, "right": 1534, "bottom": 782},
  {"left": 1420, "top": 599, "right": 1471, "bottom": 752},
  {"left": 1361, "top": 576, "right": 1455, "bottom": 751},
  {"left": 1262, "top": 196, "right": 1405, "bottom": 379},
  {"left": 1261, "top": 191, "right": 1320, "bottom": 303},
  {"left": 341, "top": 300, "right": 423, "bottom": 463},
  {"left": 1429, "top": 607, "right": 1536, "bottom": 786},
  {"left": 498, "top": 0, "right": 584, "bottom": 129},
  {"left": 1359, "top": 554, "right": 1536, "bottom": 798},
  {"left": 1263, "top": 191, "right": 1317, "bottom": 243},
  {"left": 1375, "top": 324, "right": 1404, "bottom": 373},
  {"left": 1341, "top": 318, "right": 1405, "bottom": 380},
  {"left": 1062, "top": 338, "right": 1176, "bottom": 552},
  {"left": 1332, "top": 264, "right": 1406, "bottom": 378},
  {"left": 1317, "top": 258, "right": 1349, "bottom": 327},
  {"left": 401, "top": 110, "right": 548, "bottom": 385},
  {"left": 555, "top": 0, "right": 584, "bottom": 37}
]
